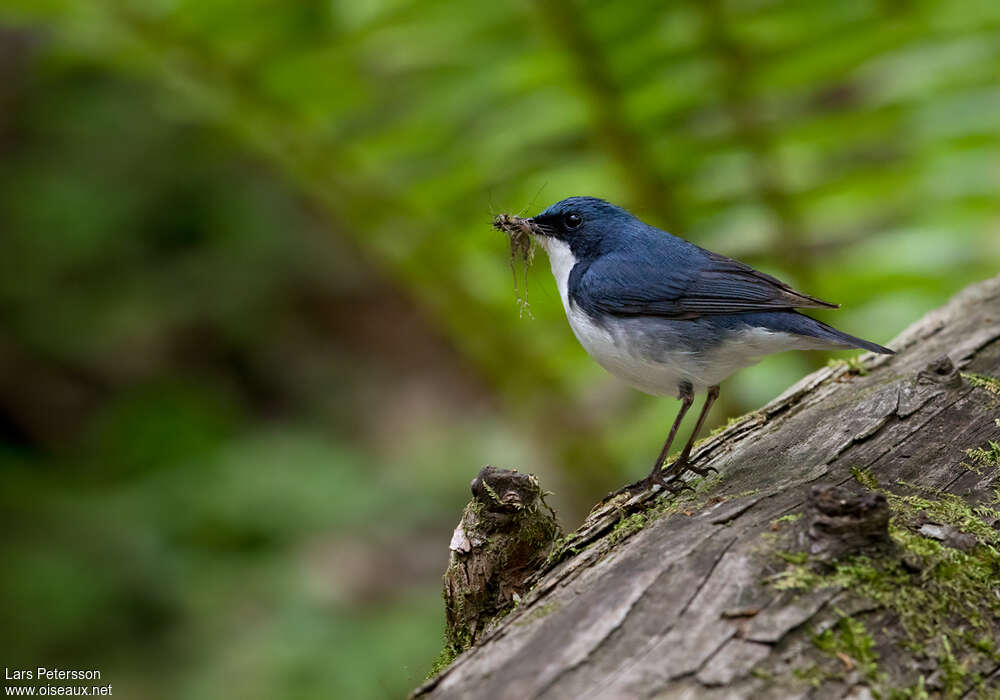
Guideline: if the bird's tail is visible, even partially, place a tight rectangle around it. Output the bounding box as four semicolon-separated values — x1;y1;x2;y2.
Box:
795;312;894;355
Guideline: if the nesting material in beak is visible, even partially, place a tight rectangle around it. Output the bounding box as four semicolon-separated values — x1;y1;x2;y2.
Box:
493;214;539;317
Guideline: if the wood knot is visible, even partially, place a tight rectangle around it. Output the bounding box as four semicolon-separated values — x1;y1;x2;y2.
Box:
917;355;961;388
805;485;892;563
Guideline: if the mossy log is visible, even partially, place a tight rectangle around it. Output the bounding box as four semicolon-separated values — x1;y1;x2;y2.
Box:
415;273;1000;700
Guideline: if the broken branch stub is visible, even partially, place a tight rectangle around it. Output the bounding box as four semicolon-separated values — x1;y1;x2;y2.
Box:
442;466;560;655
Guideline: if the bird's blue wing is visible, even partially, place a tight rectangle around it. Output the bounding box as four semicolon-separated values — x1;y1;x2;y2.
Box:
574;247;837;319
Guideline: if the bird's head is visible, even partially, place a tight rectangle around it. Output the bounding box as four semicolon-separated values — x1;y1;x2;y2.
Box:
494;196;636;260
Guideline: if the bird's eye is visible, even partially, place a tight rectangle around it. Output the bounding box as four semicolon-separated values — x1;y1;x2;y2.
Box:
563;212;583;230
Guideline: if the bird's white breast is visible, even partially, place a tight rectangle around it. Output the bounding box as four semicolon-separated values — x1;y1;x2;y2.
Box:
536;236;690;396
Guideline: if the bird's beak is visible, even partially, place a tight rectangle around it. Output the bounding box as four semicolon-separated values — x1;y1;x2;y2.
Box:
493;214;548;238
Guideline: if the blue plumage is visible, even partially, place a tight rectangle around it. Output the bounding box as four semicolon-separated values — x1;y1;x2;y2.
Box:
496;195;894;493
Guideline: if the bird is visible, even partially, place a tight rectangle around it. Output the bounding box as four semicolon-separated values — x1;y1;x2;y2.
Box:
494;196;894;494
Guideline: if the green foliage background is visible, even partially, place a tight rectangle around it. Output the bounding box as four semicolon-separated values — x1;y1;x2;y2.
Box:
0;0;998;697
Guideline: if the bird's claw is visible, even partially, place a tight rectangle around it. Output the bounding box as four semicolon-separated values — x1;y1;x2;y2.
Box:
649;466;696;495
654;459;716;494
683;464;718;477
661;476;695;494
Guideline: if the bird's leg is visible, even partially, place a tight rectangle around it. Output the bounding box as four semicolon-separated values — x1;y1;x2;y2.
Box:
604;386;694;498
645;387;694;488
662;384;720;482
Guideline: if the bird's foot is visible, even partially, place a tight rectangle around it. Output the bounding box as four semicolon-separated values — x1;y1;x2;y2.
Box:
656;458;716;491
646;466;695;495
603;460;712;503
659;473;695;495
663;455;718;479
680;463;718;478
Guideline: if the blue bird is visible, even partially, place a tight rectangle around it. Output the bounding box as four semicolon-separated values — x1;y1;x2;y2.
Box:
496;196;893;494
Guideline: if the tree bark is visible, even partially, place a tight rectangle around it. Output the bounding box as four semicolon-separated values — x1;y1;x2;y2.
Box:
415;273;1000;700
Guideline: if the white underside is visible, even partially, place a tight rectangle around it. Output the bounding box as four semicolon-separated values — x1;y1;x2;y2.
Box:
536;236;826;397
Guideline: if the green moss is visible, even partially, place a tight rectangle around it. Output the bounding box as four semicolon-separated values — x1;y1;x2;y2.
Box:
791;663;833;687
769;478;1000;696
891;482;1000;544
774;541;1000;694
608;511;648;545
889;676;931;699
851;466;880;491
939;635;986;698
828;357;870;376
777;550;809;565
544;534;580;567
966;441;1000;474
963;372;1000;395
771;513;803;526
813;614;880;681
516;507;561;550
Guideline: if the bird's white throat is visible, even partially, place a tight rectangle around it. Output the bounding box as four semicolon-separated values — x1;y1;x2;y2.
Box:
534;235;577;314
